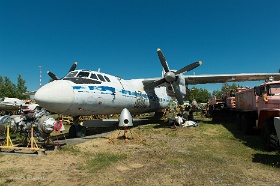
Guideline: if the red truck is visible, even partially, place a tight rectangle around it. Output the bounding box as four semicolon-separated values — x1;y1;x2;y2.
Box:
210;81;280;150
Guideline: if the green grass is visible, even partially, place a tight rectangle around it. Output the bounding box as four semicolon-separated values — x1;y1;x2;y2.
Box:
80;152;127;172
195;116;280;166
61;145;81;155
1;114;280;185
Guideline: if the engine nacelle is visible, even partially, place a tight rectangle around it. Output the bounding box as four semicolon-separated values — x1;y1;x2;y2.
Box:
165;74;186;98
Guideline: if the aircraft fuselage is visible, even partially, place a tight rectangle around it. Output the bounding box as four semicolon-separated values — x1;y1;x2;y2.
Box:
35;70;171;116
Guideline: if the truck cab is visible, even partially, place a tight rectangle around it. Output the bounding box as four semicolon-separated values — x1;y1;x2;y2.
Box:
254;81;280;150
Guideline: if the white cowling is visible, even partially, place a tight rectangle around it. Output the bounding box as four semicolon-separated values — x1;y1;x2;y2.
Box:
165;74;186;99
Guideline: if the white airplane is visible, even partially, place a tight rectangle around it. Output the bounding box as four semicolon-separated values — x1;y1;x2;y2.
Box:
34;48;280;136
0;97;27;112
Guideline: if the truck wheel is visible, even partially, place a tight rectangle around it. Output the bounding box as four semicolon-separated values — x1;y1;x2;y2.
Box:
262;119;279;151
241;115;253;135
235;114;241;131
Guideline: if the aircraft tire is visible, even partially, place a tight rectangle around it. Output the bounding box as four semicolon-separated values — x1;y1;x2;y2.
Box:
68;125;77;138
76;125;86;137
154;112;164;118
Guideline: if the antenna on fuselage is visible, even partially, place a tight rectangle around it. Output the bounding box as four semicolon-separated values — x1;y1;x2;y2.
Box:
98;68;100;72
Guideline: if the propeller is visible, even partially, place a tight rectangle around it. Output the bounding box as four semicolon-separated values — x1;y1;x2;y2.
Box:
47;62;78;81
69;62;78;72
152;48;202;107
47;71;59;81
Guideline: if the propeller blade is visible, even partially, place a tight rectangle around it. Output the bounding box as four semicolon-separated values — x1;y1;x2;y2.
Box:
175;61;202;75
69;62;78;72
148;78;166;88
171;81;184;105
157;48;170;72
47;71;59;81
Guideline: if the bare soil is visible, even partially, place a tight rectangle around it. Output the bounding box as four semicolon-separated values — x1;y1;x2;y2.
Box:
0;117;280;186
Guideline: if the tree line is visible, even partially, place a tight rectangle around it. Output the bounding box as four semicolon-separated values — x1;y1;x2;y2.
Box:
187;82;241;103
0;75;29;100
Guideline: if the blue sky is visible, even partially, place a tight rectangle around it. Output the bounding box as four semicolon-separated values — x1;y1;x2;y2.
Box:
0;0;280;93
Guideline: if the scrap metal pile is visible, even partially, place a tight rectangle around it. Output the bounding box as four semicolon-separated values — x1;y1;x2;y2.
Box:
0;107;56;141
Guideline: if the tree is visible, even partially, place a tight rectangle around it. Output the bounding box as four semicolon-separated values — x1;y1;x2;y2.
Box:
0;76;3;98
187;87;211;103
0;75;29;99
16;75;29;99
212;83;242;99
2;76;16;97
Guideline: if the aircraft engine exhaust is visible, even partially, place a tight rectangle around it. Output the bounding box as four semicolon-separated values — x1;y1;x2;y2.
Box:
118;108;133;127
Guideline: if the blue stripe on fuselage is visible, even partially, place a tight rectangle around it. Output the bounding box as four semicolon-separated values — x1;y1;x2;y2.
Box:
72;85;170;103
73;85;115;93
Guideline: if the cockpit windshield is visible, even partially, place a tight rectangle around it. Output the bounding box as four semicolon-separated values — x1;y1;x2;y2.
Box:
65;71;78;78
77;71;90;78
97;74;105;81
63;70;111;84
90;73;98;80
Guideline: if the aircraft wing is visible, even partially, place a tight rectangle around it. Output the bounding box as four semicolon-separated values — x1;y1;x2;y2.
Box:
142;73;280;86
184;73;280;85
23;90;36;96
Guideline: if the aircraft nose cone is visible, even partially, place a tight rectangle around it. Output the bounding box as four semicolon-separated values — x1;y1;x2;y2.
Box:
35;80;74;113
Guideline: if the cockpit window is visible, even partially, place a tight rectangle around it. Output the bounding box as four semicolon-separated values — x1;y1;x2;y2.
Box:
65;71;78;78
77;71;90;78
90;73;98;80
97;74;105;82
104;76;111;82
63;70;112;84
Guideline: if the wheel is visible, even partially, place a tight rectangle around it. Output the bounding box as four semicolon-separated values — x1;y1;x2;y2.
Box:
235;114;241;131
241;114;253;135
154;112;164;119
240;115;247;134
68;125;77;138
262;118;279;151
77;126;87;137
